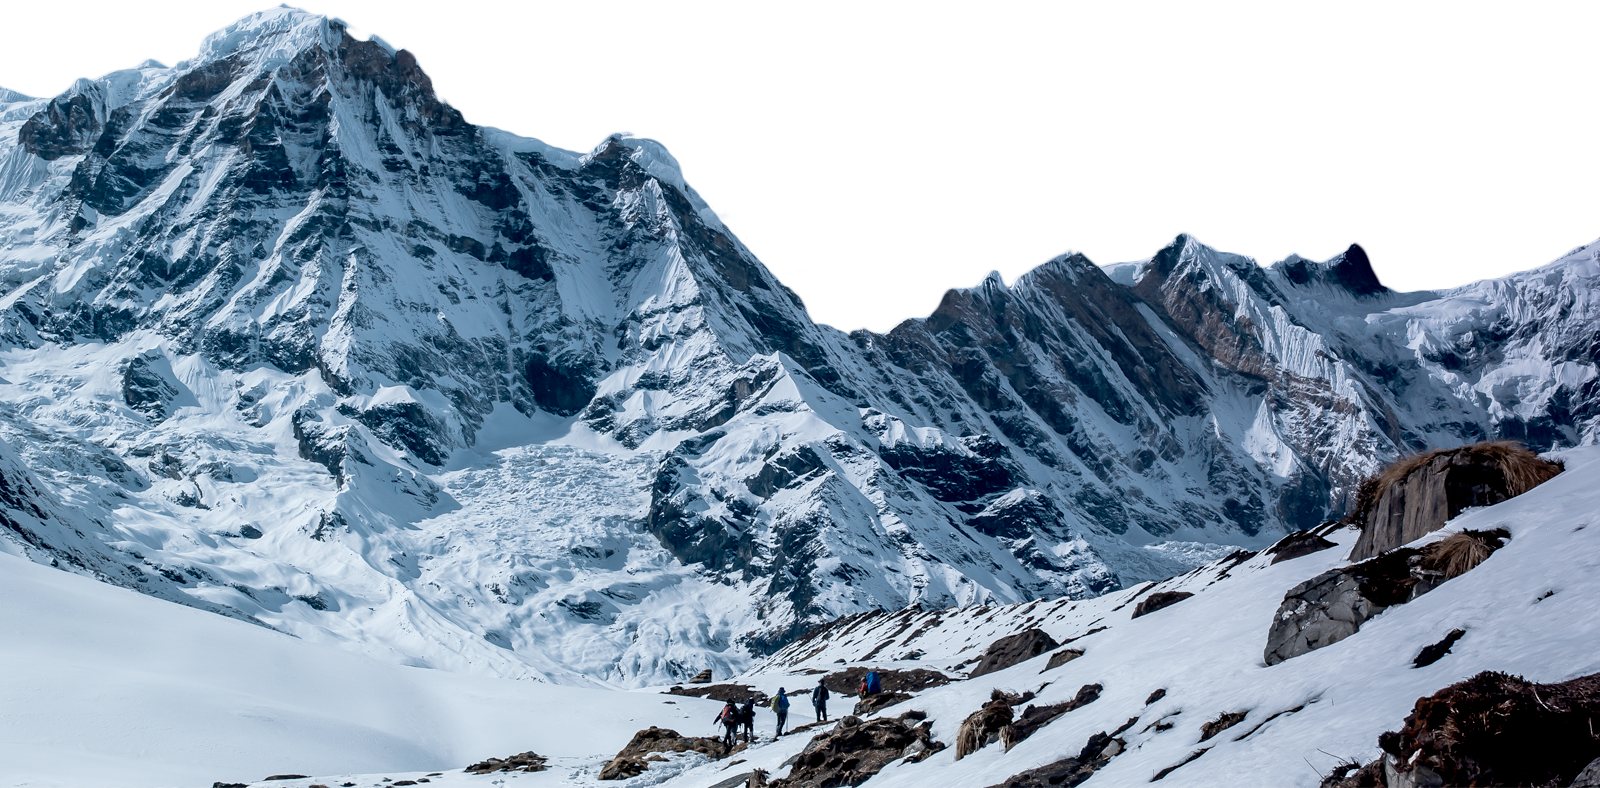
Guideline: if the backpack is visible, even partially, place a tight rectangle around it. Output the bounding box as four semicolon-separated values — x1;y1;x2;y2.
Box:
771;693;789;712
720;704;738;724
812;684;828;702
866;671;881;694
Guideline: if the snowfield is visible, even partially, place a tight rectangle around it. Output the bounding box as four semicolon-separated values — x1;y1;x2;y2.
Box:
4;447;1595;787
0;545;725;788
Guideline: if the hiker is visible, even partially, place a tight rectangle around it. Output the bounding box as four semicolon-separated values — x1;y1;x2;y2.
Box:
858;677;869;700
740;697;756;743
771;687;790;737
811;678;830;722
715;700;740;747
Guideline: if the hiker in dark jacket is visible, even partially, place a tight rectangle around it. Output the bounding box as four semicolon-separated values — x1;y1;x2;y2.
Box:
811;678;830;721
771;687;791;737
740;698;756;743
715;701;740;747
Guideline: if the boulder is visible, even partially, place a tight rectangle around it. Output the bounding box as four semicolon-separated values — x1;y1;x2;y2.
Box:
1131;591;1194;619
1265;530;1507;665
771;711;942;787
1347;441;1561;562
852;690;911;717
968;628;1059;678
598;726;732;780
689;668;715;684
1043;647;1084;671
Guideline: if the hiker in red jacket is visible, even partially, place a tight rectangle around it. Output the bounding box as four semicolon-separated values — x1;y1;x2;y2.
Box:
715;701;739;747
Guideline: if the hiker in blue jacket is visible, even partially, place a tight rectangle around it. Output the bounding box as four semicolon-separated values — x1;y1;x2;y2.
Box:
771;687;791;738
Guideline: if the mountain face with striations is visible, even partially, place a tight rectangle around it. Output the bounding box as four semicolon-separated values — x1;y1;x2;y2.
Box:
0;8;1595;686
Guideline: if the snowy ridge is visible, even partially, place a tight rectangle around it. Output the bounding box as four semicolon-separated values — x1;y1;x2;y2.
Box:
0;7;1597;689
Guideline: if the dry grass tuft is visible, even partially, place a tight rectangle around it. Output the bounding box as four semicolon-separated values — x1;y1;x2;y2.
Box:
1426;529;1508;579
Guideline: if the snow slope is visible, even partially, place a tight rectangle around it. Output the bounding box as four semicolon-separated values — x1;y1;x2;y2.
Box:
0;6;1596;689
5;448;1593;788
0;548;724;788
715;445;1600;787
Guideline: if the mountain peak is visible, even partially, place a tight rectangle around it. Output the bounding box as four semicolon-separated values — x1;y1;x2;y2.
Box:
1272;242;1387;296
192;6;333;67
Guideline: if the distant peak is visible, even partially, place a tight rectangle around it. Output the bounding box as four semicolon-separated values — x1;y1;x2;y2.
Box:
192;6;334;67
0;86;34;104
1271;243;1387;296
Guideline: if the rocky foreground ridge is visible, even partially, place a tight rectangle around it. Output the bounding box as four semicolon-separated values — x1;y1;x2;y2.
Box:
0;7;1597;684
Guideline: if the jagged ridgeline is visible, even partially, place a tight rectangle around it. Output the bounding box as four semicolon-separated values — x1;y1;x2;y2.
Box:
0;8;1596;685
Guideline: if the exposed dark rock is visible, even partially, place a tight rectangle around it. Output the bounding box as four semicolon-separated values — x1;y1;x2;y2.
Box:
1043;647;1084;671
969;628;1060;678
1348;441;1561;561
1199;710;1247;741
1145;688;1167;705
744;445;827;499
980;729;1125;788
344;400;450;466
464;750;548;774
770;712;942;787
852;690;912;717
666;682;767;705
879;437;1012;503
263;777;310;782
689;668;714;684
1360;670;1600;788
122;354;180;421
1265;529;1507;665
820;666;950;696
1413;629;1466;668
598;727;733;781
1273;244;1387;297
1131;591;1194;619
1266;528;1339;565
1151;748;1206;781
1001;683;1102;751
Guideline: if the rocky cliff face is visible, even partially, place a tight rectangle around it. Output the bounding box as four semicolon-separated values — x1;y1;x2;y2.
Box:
0;8;1595;685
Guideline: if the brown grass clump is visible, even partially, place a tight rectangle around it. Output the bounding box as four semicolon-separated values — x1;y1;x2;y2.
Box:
1425;531;1501;579
955;691;1015;760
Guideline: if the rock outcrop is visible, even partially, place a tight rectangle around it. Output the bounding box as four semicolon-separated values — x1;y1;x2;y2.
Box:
771;712;942;787
1347;442;1562;561
464;751;548;774
1265;529;1508;665
1131;591;1194;619
597;727;732;781
1001;683;1102;752
969;628;1059;678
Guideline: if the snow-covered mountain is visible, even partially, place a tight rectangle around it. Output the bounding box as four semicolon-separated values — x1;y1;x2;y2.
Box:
0;7;1596;686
